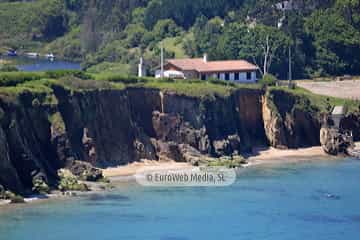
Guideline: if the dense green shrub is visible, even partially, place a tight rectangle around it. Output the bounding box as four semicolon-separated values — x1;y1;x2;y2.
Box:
259;74;278;87
58;76;122;91
9;194;25;204
32;177;50;194
0;72;45;87
208;78;236;87
97;74;150;84
44;70;92;80
0;64;19;72
57;169;89;192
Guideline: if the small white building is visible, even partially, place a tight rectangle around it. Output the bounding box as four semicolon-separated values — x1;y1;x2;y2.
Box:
332;106;345;129
155;54;258;83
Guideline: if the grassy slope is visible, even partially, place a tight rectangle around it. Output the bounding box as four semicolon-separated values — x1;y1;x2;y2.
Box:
87;63;132;76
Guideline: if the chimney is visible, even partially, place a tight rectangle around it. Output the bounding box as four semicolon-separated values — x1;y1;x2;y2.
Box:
203;53;208;63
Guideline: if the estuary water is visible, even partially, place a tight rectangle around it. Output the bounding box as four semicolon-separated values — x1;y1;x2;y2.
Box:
1;158;360;240
2;56;81;72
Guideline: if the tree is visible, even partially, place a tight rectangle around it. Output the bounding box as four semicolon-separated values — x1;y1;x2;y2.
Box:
153;19;182;41
81;7;101;53
125;24;147;48
240;25;290;76
192;16;224;59
305;9;360;76
143;0;244;30
215;23;248;60
335;0;360;28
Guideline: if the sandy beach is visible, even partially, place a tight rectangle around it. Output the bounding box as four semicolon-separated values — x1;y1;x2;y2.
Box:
103;160;194;179
102;146;340;179
245;146;338;166
0;59;11;65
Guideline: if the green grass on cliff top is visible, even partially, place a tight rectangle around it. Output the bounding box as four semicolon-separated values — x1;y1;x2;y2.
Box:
94;73;260;97
1;71;359;111
270;86;360;113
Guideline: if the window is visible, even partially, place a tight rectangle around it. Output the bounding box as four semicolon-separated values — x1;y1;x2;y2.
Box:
234;72;240;81
217;73;221;80
225;73;230;81
246;72;252;80
201;74;206;80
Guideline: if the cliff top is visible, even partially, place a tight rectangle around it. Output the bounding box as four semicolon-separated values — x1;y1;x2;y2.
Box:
0;71;259;101
0;71;359;113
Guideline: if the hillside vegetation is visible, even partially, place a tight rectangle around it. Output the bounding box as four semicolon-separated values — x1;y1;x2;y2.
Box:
0;0;359;79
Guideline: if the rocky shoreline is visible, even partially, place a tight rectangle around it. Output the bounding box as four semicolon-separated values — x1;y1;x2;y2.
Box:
1;144;350;208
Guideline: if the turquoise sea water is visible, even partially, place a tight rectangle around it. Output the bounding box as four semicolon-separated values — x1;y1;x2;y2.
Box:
1;158;360;240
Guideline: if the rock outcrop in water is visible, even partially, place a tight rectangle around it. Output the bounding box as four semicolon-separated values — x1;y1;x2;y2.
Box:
0;85;359;195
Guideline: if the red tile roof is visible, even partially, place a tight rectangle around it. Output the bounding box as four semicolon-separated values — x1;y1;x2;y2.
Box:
166;58;258;73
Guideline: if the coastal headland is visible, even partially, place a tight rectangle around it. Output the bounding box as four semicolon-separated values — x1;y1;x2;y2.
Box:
0;72;359;202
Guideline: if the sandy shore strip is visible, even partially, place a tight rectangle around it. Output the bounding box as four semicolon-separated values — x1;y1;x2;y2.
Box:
103;160;194;180
0;59;11;64
103;146;343;179
245;146;340;166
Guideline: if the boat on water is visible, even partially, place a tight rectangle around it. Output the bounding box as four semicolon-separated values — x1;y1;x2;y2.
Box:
45;53;55;60
26;52;40;58
7;49;17;57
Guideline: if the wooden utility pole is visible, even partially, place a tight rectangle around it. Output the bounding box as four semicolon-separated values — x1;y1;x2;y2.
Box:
288;45;292;88
160;41;164;78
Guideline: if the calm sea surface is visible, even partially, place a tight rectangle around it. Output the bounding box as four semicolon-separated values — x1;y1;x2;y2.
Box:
1;158;360;240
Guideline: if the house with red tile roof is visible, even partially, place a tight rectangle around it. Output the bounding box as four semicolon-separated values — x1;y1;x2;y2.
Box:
155;54;259;83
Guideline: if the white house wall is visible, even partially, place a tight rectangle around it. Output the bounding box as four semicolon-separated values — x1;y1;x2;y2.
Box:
156;69;257;83
208;71;257;83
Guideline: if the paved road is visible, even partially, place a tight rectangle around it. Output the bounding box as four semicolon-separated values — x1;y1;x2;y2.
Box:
297;80;360;100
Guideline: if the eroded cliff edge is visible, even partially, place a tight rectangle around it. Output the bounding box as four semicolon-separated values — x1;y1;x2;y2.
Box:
0;83;359;195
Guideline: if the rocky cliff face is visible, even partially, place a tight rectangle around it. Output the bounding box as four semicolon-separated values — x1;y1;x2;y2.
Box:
340;112;360;141
0;86;358;195
262;89;321;149
53;86;160;167
0;92;61;194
